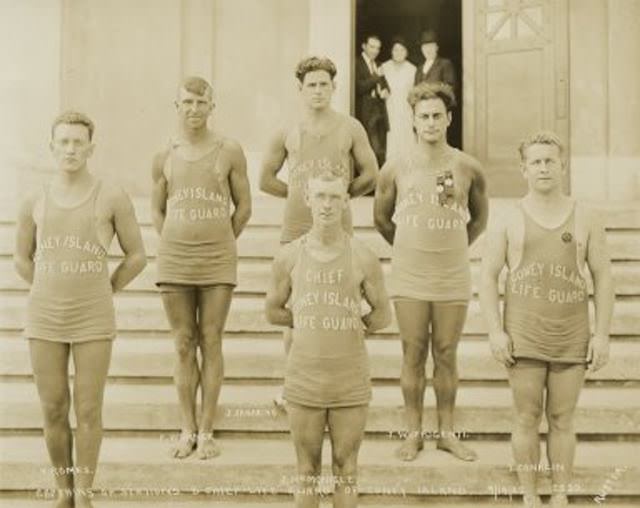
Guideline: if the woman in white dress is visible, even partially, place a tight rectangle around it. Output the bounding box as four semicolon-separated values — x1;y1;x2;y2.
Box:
381;37;417;160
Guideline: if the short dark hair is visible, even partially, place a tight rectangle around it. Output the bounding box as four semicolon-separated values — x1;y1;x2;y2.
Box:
363;34;381;45
518;131;564;160
295;56;337;83
390;36;408;51
179;76;213;98
407;82;457;112
51;111;95;141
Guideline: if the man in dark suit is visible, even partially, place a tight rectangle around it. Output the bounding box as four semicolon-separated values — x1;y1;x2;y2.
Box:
415;30;457;90
355;34;390;168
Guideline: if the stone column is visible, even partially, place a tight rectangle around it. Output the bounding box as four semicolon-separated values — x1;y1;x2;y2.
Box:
308;0;353;115
0;1;62;215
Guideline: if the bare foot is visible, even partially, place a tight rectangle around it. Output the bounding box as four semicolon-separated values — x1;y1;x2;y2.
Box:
394;434;424;461
273;394;288;414
196;432;221;459
436;435;477;461
74;488;95;508
169;431;198;459
522;494;543;507
52;489;73;508
549;493;569;507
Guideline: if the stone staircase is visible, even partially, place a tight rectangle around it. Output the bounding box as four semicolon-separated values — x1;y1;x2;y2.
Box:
0;196;638;507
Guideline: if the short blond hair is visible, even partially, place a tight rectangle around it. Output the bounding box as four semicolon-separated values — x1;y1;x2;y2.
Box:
518;131;564;160
51;111;94;141
307;168;348;192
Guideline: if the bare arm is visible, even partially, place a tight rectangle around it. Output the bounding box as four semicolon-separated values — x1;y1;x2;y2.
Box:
150;150;169;235
479;222;514;366
13;193;38;284
466;161;489;245
110;187;147;293
373;162;397;245
226;140;252;238
349;119;378;197
356;242;392;334
585;209;614;371
259;129;288;198
265;245;294;327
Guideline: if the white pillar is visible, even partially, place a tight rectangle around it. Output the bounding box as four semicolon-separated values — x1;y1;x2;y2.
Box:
308;0;353;114
180;0;215;81
0;1;62;215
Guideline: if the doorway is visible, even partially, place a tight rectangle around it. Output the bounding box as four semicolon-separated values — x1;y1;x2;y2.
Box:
354;0;463;149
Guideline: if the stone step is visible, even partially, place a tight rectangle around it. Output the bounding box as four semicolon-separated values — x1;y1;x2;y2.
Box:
3;501;639;508
2;258;639;297
2;337;639;383
1;224;639;262
0;436;638;496
1;294;638;336
1;382;638;435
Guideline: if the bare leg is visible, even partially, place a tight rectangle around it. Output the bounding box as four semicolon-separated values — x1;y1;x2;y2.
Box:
394;300;430;461
508;359;546;507
431;302;476;461
287;402;327;508
29;339;74;508
328;405;368;508
546;363;585;507
197;285;233;459
161;289;199;458
72;339;113;508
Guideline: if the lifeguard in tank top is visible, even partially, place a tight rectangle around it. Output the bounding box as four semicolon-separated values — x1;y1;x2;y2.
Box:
504;202;590;363
157;138;237;286
390;148;472;301
26;181;115;342
281;115;354;243
284;235;371;407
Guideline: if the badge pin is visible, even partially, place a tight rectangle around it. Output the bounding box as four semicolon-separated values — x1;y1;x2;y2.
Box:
561;232;573;243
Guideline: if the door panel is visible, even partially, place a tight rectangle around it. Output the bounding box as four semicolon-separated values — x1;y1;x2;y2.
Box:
468;0;569;197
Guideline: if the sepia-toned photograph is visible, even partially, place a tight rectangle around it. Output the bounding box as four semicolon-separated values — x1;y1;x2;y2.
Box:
0;0;638;507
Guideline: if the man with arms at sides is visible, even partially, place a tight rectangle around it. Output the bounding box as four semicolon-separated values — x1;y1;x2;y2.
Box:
151;76;252;459
480;131;614;508
260;56;378;409
14;111;147;508
265;171;391;508
355;35;390;168
374;82;489;462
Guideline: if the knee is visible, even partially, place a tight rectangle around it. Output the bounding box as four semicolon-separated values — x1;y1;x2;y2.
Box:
74;400;102;430
297;457;321;480
401;346;428;374
432;343;457;373
174;328;198;360
331;451;357;478
41;398;70;427
515;406;543;430
546;407;575;433
200;325;223;349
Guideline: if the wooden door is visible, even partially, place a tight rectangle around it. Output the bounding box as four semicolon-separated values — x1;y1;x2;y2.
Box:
464;0;569;197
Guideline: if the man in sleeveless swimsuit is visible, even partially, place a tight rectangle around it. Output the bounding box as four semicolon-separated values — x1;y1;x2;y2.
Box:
260;56;379;410
14;111;147;508
374;82;489;462
480;131;614;508
265;171;391;508
150;76;252;459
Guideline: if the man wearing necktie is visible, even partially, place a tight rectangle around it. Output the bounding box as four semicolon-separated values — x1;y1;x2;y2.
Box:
355;34;390;169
